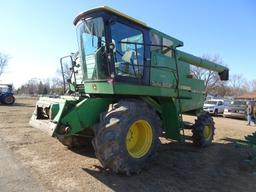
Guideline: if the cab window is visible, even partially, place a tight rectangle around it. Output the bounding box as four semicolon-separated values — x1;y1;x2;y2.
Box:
111;22;144;78
151;33;161;52
162;37;173;57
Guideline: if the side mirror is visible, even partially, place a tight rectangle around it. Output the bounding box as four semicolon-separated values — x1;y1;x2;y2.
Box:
60;56;74;70
60;55;74;93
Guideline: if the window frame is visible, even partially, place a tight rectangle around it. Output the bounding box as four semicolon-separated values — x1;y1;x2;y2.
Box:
76;12;112;82
109;16;150;85
110;21;144;79
150;32;173;58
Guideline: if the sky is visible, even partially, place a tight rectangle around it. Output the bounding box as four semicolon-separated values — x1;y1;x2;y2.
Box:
0;0;255;88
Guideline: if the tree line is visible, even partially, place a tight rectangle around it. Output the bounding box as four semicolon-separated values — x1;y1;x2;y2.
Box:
191;55;256;97
16;78;64;96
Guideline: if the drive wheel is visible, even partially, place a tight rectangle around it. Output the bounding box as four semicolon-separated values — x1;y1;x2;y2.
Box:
92;100;161;175
214;109;218;116
3;95;15;105
192;113;215;147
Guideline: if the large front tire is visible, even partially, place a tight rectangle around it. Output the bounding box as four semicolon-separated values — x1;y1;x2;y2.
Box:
92;100;161;175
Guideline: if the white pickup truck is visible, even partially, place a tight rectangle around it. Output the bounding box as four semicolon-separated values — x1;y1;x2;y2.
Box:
203;99;226;115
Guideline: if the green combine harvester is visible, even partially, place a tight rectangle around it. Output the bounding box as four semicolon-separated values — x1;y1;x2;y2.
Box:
30;6;229;174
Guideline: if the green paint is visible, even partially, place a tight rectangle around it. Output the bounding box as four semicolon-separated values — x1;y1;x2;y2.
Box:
59;97;113;136
150;52;177;88
177;50;227;73
50;103;60;120
84;82;192;100
160;99;181;141
84;82;114;94
141;96;162;114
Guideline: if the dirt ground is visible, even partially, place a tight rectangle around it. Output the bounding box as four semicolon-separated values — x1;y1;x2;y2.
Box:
0;96;256;192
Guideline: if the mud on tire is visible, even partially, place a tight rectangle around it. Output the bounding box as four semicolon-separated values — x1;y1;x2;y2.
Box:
192;113;215;147
92;100;162;175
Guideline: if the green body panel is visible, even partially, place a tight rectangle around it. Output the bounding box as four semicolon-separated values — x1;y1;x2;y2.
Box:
84;82;114;94
141;97;181;141
150;52;177;88
51;103;60;120
180;80;205;112
60;97;113;136
85;82;192;100
160;99;181;141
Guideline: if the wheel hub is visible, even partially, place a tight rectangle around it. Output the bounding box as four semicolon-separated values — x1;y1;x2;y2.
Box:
203;125;212;140
126;120;153;158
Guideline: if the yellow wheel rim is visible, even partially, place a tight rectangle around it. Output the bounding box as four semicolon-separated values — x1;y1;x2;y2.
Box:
203;125;212;140
126;120;153;158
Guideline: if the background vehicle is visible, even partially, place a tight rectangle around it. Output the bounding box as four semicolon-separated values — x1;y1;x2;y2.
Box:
0;84;15;105
223;100;247;119
29;6;229;174
203;99;225;115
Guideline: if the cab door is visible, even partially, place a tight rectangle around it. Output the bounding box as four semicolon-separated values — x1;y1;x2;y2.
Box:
110;19;150;85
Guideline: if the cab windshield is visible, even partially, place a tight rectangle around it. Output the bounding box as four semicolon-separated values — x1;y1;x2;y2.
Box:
77;17;108;81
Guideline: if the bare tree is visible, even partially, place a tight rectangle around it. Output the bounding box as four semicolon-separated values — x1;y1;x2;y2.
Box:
227;74;247;96
0;53;8;77
17;78;52;95
229;74;244;89
190;54;227;96
50;77;64;95
250;79;256;92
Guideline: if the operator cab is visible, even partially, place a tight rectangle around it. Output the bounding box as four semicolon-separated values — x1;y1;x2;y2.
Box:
74;6;154;85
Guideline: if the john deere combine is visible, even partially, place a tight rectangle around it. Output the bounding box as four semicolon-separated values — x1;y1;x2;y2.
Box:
30;6;229;174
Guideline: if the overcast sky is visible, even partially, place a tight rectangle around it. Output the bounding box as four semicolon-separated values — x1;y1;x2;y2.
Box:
0;0;255;88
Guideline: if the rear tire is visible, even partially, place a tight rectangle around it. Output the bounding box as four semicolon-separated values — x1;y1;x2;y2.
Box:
192;113;215;147
92;100;162;175
3;95;15;105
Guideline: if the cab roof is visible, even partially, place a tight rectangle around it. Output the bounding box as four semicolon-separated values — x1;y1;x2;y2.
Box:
74;6;183;47
74;6;148;27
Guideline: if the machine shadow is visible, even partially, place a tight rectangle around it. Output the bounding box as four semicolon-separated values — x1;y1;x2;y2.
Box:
0;101;36;108
80;141;254;192
13;102;36;108
68;140;95;158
